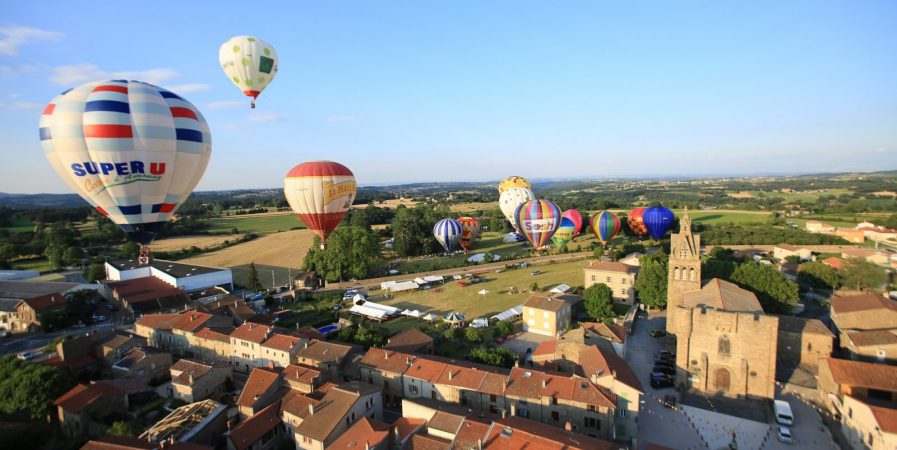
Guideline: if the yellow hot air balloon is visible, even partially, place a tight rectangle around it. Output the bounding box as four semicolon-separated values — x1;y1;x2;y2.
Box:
219;36;279;108
498;176;532;194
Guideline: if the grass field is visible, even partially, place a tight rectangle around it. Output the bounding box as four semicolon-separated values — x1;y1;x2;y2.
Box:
0;217;36;234
376;259;588;322
150;234;242;252
739;188;853;201
450;202;496;213
790;212;892;229
204;213;304;234
182;229;315;288
355;198;419;209
11;257;53;272
673;210;772;225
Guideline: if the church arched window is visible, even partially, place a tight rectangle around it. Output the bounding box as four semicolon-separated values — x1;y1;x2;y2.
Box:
718;335;731;356
674;267;680;280
689;268;695;281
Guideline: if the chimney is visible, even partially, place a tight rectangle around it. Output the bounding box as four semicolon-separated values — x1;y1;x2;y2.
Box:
564;420;572;432
514;359;519;368
188;372;193;384
308;403;315;415
501;409;507;419
541;379;547;389
268;361;275;369
448;370;454;381
365;443;370;450
385;350;390;360
510;403;516;416
477;438;482;450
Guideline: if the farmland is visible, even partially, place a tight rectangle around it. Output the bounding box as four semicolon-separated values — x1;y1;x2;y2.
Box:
204;212;304;234
149;234;242;253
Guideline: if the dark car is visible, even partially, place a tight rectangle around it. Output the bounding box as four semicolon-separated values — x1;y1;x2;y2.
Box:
649;329;666;337
650;377;674;389
652;365;676;376
655;350;673;359
655;354;675;363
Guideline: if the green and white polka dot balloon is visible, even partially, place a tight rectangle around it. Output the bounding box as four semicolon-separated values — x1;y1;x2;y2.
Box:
218;35;279;108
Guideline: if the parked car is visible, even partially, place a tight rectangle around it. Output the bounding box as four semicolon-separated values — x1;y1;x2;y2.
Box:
0;329;8;338
530;270;542;276
16;352;34;360
92;314;107;321
72;321;86;328
650;377;674;389
655;350;673;359
776;426;793;444
655;354;675;363
662;395;677;409
649;329;666;337
652;366;676;376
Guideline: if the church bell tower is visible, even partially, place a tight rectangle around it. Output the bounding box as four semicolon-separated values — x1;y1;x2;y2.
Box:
667;207;701;309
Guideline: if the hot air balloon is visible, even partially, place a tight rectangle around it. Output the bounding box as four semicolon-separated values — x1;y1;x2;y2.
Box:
590;210;621;245
513;199;561;250
643;206;675;239
551;217;576;249
457;216;480;253
561;209;584;238
627;208;648;237
39;80;212;263
219;36;279;108
499;187;535;231
498;176;532;194
284;161;357;248
433;218;463;253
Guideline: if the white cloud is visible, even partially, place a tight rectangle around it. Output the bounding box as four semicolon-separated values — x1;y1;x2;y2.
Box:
249;113;287;123
0;25;61;56
167;83;213;94
207;100;247;110
50;63;180;86
326;114;364;123
0;101;41;110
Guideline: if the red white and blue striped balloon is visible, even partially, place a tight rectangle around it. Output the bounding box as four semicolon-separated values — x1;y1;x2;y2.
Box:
590;210;621;245
513;199;561;249
433;218;463;253
39;80;211;244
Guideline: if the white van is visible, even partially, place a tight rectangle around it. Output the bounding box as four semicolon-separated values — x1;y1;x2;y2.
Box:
774;399;794;426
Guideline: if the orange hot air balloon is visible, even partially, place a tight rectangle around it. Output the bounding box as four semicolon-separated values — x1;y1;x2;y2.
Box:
457;216;480;253
284;161;357;247
628;208;648;237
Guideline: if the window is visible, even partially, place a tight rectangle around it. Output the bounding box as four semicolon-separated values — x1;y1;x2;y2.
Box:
543;311;548;318
490;394;497;402
621;278;627;284
409;385;419;395
689;268;695;281
587;405;596;412
528;319;535;326
718;335;731;356
591;275;596;282
543;322;549;329
808;343;813;352
552;396;558;405
877;349;887;361
551;410;560;421
606;277;611;283
585;417;599;429
674;268;680;280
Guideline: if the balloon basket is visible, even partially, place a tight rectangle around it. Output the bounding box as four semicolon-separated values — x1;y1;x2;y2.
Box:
250;101;256;109
138;245;152;265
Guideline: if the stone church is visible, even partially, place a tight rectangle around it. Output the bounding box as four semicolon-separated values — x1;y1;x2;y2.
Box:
665;208;779;400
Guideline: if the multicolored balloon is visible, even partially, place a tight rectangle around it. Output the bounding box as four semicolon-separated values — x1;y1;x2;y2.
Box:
433;218;463;253
39;80;212;247
551;217;576;249
627;208;648;237
513;199;561;249
561;209;584;238
457;216;481;253
644;206;675;239
590;210;621;245
219;36;279;108
499;187;535;231
498;176;532;194
284;161;357;247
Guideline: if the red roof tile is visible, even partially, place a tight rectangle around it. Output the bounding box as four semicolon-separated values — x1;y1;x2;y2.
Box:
326;417;390;450
586;261;638;274
229;401;282;450
170;311;213;333
261;333;302;352
55;383;125;413
236;367;282;408
22;292;66;310
230;322;272;344
484;416;615;450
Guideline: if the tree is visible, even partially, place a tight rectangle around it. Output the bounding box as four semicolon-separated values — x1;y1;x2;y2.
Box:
797;261;838;289
84;263;106;282
583;283;614;322
884;213;897;230
302;226;382;282
62;246;81;266
495;320;514;338
529;282;540;293
247;262;262;292
840;258;888;292
470;346;517;368
44;244;64;270
465;327;482;343
391;204;450;257
730;263;799;314
0;356;75;419
107;421;139;437
702;258;736;281
634;256;668;309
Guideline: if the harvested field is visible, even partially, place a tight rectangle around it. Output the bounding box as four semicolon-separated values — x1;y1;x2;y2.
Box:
354;198;419;209
150;234;241;253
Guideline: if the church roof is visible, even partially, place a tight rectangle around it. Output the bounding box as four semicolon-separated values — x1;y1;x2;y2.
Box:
682;279;763;313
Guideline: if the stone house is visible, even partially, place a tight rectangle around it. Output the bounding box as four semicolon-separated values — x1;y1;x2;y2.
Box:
170;358;233;403
291;382;383;450
282;364;323;394
16;292;67;331
227;400;287;450
189;326;234;362
111;346;173;383
384;327;434;354
237;367;283;419
134;313;180;349
230;322;273;372
775;315;834;372
295;340;355;381
94;330;147;365
831;294;897;364
773;244;814;262
360;348;416;407
522;294;573;337
55;382;128;438
583;261;638;304
259;333;305;368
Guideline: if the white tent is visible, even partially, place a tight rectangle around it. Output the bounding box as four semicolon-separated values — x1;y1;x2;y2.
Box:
478;289;489;296
549;284;570;294
401;309;422;318
349;303;389;320
503;232;522;243
467;253;501;263
423;313;437;322
469;318;489;328
385;280;419;293
491;305;524;322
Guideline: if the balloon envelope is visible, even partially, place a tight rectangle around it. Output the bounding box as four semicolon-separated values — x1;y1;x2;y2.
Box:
590;210;621;244
514;199;561;249
627;208;648;237
644;206;675;239
498;176;532;194
561;209;584;237
457;216;480;252
499;187;535;231
219;36;279;106
39;80;212;245
433;218;463;252
284;161;357;242
551;217;576;248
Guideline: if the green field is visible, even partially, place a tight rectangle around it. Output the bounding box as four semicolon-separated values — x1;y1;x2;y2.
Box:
11;257;53;272
204;214;305;234
0;217;36;234
376;259;588;327
740;188;853;201
673;210;772;225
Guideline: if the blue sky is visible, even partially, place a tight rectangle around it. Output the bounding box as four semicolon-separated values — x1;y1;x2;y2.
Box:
2;1;896;193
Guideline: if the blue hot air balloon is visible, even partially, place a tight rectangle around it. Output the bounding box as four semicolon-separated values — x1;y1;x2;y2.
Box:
643;206;675;239
433;218;463;253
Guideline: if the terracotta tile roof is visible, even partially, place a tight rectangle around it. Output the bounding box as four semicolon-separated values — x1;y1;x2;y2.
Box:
533;340;557;357
854;397;897;434
22;292;66;310
582;322;626;344
135;313;180;331
384;327;434;353
393;417;427;442
296;340;354;364
831;293;897;315
480;372;510;396
523;294;570;312
483;416;615;450
325;417;390;450
454;419;491;450
236;367;282;408
823;357;897;392
682;279;763;312
170;359;228;386
591;345;643;393
505;367;614;408
230;322;272;344
100;332;144;350
193;326;232;343
427;411;465;434
776;243;802;251
775;316;834;337
846;330;897;347
55;382;125;413
586;261;638;274
228;401;282;450
406;433;452;450
404;357;448;382
80;435;156;450
360;347;416;374
113;346;168;370
171;311;213;333
280;389;319;418
261;333;303;352
283;363;323;385
294;387;361;442
823;257;845;270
